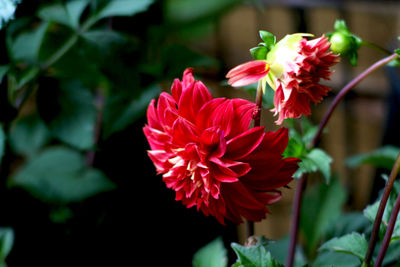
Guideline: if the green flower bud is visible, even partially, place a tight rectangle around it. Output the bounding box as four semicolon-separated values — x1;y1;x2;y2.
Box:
330;32;353;54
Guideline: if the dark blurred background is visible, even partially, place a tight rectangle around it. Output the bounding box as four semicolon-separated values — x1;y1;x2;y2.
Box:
0;0;399;266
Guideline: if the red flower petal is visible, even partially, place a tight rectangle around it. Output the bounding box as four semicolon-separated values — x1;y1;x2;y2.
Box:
225;127;265;160
226;60;270;87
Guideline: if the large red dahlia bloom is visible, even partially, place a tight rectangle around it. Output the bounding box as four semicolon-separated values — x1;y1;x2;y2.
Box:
143;68;299;224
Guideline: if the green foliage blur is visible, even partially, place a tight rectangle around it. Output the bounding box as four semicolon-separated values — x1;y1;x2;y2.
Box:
0;0;242;265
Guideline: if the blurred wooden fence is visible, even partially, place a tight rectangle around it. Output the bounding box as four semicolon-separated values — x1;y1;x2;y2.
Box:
186;1;400;242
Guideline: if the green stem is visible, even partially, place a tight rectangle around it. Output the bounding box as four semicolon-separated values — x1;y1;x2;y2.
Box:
42;35;79;69
361;40;392;56
42;14;99;69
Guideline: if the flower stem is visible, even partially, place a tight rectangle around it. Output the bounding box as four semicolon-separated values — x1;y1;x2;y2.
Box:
361;41;392;56
245;81;264;240
253;81;263;127
285;174;307;267
286;53;398;267
374;183;400;267
310;53;398;148
364;152;400;266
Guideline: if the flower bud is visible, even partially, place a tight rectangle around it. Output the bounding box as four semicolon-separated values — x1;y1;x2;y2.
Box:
330;32;353;54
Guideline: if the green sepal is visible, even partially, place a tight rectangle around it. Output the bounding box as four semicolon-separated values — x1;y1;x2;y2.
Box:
250;46;268;60
334;19;351;34
348;51;358;66
259;30;276;49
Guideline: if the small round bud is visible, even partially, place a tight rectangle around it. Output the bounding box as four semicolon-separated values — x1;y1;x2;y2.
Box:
330;32;352;54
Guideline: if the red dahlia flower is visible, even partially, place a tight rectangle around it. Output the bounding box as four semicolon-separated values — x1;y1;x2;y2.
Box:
143;68;299;224
227;34;339;125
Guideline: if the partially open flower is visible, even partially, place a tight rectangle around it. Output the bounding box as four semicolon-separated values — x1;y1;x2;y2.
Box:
227;34;339;125
269;34;340;124
144;68;299;224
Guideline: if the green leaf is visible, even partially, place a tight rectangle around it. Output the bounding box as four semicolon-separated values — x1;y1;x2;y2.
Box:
38;0;89;30
313;251;360;267
300;178;347;255
259;30;276;49
0;0;21;29
250;46;268;60
103;84;160;137
96;0;154;21
49;206;73;224
294;148;332;183
231;242;283;267
9;113;51;156
9;21;49;62
81;29;127;52
265;237;307;267
0;65;9;83
325;212;371;240
0;125;5;167
0;227;14;261
192;237;227;267
165;0;238;23
11;146;116;203
41;80;96;150
347;145;400;170
319;232;368;262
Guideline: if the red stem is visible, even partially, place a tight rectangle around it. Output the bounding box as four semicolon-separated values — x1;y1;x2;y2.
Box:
365;152;400;266
374;187;400;267
311;53;398;148
285;174;307;267
245;81;264;240
286;53;398;267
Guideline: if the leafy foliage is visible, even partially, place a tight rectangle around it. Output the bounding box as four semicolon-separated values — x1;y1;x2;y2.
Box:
250;30;276;60
0;0;243;264
284;118;332;183
192;237;227;267
318;232;368;262
300;178;347;255
347;145;400;170
11;146;116;203
231;240;283;267
0;228;14;264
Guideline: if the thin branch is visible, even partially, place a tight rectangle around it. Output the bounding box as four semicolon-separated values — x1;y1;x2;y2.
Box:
285;174;307;267
310;53;398;148
374;188;400;267
245;81;264;240
364;152;400;265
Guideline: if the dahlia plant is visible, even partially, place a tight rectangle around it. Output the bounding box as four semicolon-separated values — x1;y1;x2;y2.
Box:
144;19;400;267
